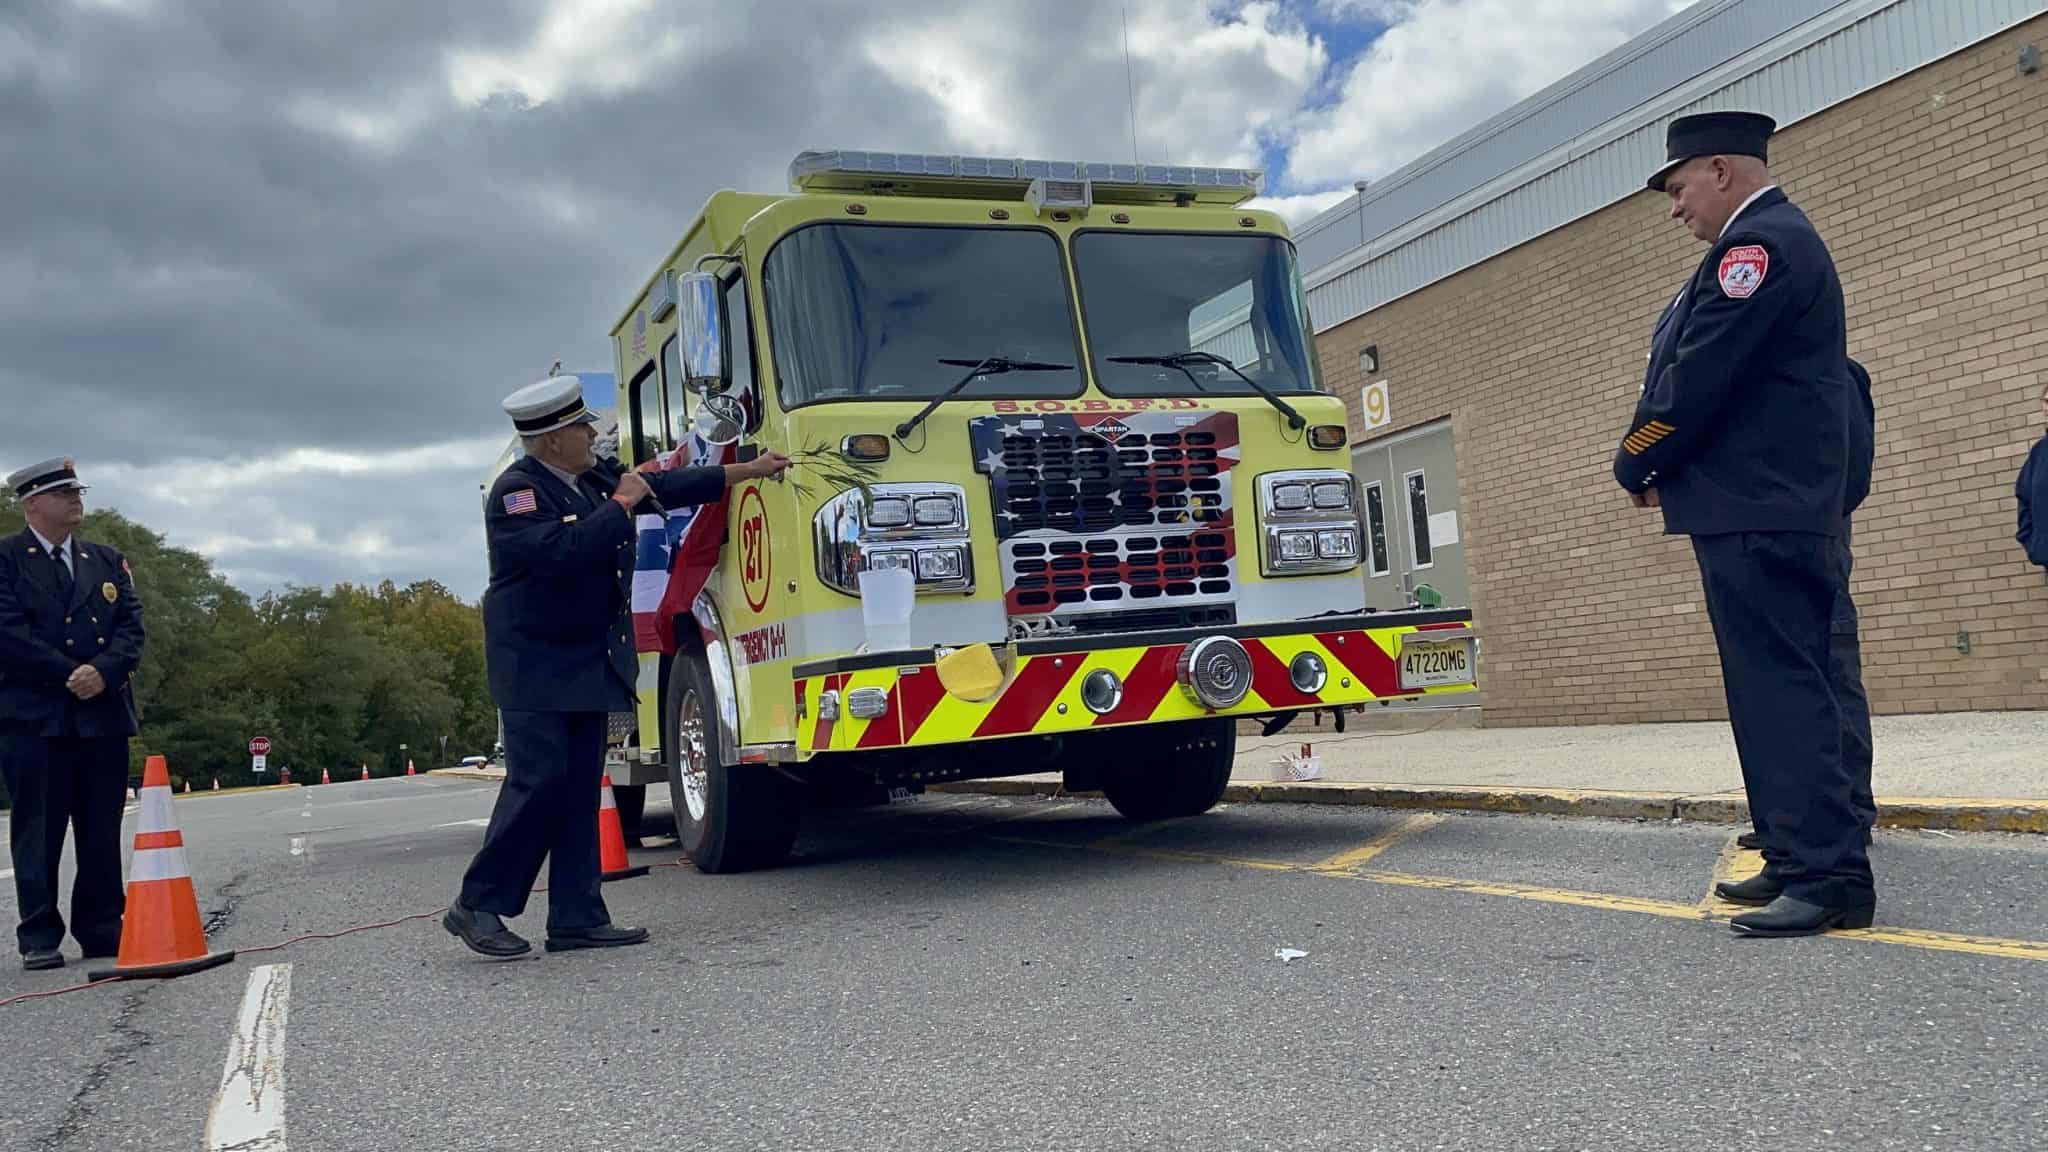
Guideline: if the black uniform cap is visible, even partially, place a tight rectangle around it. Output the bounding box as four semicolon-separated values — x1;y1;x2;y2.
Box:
1647;111;1776;192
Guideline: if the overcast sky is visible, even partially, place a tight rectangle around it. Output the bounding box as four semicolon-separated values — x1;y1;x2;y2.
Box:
2;0;1692;599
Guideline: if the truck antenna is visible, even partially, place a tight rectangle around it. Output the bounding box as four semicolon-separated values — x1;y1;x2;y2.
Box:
1122;4;1140;168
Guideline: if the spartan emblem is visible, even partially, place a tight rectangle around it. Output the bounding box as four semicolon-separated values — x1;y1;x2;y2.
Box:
1090;416;1133;445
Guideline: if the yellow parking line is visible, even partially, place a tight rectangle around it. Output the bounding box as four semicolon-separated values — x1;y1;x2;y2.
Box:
1313;813;1444;872
1698;833;1768;911
977;800;1088;831
1352;868;1711;922
987;827;2048;963
1837;927;2048;962
990;835;1301;873
1087;821;1186;852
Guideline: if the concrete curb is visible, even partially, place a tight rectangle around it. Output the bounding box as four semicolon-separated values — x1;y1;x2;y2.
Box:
428;767;505;781
929;778;2048;835
167;783;302;800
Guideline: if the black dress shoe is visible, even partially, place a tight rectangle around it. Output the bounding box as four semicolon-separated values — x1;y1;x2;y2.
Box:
1714;870;1784;905
22;948;64;971
545;924;650;952
443;902;531;958
1730;895;1875;937
1736;828;1872;850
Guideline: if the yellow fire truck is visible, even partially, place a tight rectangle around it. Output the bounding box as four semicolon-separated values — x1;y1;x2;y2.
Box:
606;150;1478;872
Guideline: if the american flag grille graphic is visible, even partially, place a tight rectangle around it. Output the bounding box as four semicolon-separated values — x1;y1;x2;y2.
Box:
970;411;1240;617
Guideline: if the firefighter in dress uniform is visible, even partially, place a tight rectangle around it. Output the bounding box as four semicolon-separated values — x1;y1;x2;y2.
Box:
445;376;787;958
1614;111;1876;936
0;458;145;971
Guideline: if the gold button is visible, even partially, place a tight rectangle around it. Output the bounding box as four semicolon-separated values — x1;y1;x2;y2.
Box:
98;638;106;645
65;616;72;624
65;639;73;647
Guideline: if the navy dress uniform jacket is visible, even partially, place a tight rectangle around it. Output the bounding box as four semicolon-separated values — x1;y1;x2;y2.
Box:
1615;188;1857;537
2018;435;2048;567
480;454;724;714
0;531;144;737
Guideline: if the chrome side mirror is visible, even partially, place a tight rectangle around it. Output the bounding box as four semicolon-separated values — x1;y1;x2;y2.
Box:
676;270;725;395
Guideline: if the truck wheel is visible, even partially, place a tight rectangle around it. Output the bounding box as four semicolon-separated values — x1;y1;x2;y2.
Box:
1100;718;1236;820
666;650;798;873
611;784;646;845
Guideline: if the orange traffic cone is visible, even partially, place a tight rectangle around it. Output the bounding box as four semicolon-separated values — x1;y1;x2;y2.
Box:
406;758;416;777
89;756;235;982
212;777;219;791
360;764;369;782
182;780;191;793
321;766;331;785
598;774;648;882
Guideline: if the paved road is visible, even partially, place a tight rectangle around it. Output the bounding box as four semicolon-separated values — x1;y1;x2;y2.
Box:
4;777;2046;1151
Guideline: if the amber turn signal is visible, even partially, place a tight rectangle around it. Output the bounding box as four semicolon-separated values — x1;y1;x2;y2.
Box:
1308;424;1347;450
841;434;891;462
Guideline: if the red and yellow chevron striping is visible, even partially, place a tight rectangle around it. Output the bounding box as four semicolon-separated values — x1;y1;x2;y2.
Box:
794;619;1475;753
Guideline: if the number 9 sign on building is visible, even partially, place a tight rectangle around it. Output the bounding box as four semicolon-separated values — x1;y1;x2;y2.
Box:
1360;379;1392;433
738;485;771;612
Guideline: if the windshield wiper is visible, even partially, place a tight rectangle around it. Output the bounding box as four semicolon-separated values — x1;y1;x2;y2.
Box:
894;356;1074;441
1107;351;1306;430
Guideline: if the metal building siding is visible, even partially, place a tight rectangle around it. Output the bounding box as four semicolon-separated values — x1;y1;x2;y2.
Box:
1291;0;1841;272
1303;0;2048;333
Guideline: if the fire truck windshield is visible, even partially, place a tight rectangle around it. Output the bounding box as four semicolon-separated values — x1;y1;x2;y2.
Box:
762;223;1085;406
1073;231;1321;398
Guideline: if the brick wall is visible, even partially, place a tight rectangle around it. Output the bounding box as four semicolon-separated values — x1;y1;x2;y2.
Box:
1316;15;2048;726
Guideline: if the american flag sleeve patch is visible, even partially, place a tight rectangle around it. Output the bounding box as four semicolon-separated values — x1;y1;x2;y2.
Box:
503;489;538;515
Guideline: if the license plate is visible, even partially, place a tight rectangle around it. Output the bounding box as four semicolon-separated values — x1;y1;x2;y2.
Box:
1399;637;1474;689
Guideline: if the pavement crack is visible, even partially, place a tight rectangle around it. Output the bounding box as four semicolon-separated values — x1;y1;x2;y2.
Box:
28;871;248;1152
30;988;155;1152
202;870;250;937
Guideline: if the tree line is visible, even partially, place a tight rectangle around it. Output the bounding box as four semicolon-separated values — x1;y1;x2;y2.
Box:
1;494;498;805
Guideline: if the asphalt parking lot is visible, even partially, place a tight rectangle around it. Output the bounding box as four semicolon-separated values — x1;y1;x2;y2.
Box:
4;777;2046;1151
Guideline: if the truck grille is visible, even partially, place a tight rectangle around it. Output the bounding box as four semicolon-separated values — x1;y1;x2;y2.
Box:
970;411;1241;616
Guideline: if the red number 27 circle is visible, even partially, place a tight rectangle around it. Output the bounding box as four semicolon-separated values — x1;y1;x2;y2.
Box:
738;486;771;612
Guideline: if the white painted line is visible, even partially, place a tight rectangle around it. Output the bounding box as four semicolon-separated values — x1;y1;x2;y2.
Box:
435;818;491;829
206;962;291;1151
0;869;12;881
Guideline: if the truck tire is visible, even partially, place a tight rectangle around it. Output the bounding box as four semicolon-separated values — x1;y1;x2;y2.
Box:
665;650;798;873
611;784;646;845
1100;717;1235;820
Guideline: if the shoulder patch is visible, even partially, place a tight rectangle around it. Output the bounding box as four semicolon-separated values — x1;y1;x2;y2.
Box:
1719;245;1768;299
503;489;539;515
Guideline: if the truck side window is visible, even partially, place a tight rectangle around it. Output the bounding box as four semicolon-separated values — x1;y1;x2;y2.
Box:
628;363;664;466
1405;470;1433;568
1363;481;1390;577
722;274;760;430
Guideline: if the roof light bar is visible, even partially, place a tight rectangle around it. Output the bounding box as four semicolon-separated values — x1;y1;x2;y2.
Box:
787;150;1265;206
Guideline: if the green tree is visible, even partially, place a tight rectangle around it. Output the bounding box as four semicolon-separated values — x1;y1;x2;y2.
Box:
0;492;493;805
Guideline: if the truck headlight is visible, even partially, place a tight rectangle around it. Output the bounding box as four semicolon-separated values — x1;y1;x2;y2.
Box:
1257;469;1363;577
914;547;965;582
1317;529;1357;559
814;483;974;596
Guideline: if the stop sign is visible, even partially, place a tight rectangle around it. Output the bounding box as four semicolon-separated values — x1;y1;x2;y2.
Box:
249;737;271;756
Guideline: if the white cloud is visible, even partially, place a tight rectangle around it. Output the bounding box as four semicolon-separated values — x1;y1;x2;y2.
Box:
11;0;1717;597
90;438;510;595
860;0;1324;167
1250;187;1356;228
283;87;445;153
1286;0;1690;188
444;0;730;108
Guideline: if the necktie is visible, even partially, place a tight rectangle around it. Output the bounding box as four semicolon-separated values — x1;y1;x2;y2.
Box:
54;546;73;594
